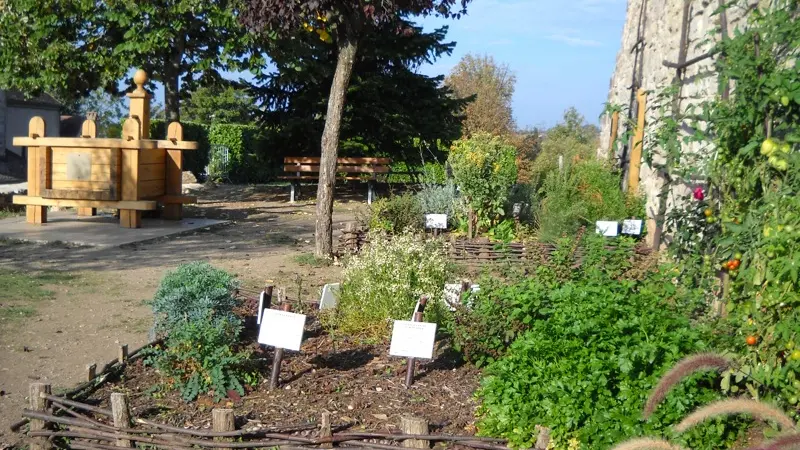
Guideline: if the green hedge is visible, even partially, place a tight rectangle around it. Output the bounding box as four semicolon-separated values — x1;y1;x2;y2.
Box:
149;121;274;182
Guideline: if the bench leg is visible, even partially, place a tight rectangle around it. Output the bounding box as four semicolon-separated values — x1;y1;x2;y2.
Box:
367;180;375;205
119;210;142;228
26;205;47;224
290;182;296;203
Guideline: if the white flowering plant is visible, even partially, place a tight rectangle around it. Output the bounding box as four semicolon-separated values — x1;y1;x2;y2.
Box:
323;230;451;341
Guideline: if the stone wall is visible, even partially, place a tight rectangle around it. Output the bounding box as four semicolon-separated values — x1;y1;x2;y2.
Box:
598;0;760;246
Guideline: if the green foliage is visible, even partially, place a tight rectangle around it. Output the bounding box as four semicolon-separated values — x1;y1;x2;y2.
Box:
149;262;239;337
293;253;332;268
145;316;249;402
368;193;423;233
537;160;644;242
529;135;595;187
183;86;259;125
322;231;450;341
73;89;127;138
449;133;518;227
416;181;460;221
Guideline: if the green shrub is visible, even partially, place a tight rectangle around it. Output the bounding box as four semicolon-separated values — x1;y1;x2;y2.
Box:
416;180;462;227
150;262;239;336
145;315;249;402
322;231;450;340
449;133;518;228
528;134;595;186
369;193;423;233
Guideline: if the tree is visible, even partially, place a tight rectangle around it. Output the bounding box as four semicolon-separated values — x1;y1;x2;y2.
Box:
546;107;599;145
183;86;259;124
242;0;472;258
251;21;465;164
445;54;516;137
0;0;258;120
72;89;127;138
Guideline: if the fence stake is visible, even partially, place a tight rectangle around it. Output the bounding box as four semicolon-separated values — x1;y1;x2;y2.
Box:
29;383;52;450
320;410;333;449
110;393;132;447
405;297;427;388
269;303;292;390
608;110;620;158
400;416;429;449
627;88;647;193
212;408;235;450
118;344;129;364
86;363;97;381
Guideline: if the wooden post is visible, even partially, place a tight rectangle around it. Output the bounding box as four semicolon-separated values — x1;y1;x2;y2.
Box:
269;303;292;390
405;297;427;388
110;393;133;447
87;363;97;381
119;70;150;229
212;408;235;450
608;110;620;158
163;122;184;220
118;344;129;364
320;410;333;449
29;383;52;450
627;88;647;194
400;416;429;449
78;120;98;217
26;117;47;225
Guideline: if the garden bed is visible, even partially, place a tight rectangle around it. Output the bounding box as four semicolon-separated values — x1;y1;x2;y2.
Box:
87;316;481;436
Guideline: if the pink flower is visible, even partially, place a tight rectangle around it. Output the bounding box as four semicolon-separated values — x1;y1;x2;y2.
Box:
693;187;705;201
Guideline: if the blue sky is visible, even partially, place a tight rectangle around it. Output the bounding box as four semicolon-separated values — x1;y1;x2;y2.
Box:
414;0;629;128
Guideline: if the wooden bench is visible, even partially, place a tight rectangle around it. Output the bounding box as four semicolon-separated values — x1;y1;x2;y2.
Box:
280;157;391;204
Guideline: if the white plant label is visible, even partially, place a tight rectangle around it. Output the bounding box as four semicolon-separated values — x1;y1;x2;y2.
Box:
258;309;306;351
595;221;619;237
622;219;643;236
443;283;480;310
389;320;437;359
425;214;448;230
319;283;340;310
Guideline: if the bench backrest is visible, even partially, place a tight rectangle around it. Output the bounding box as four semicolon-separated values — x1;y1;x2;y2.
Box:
283;157;392;175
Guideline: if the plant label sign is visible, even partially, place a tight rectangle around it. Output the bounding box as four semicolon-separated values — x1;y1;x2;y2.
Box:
258;309;306;351
389;320;437;359
622;219;643;235
425;214;448;230
595;221;619;237
318;283;340;310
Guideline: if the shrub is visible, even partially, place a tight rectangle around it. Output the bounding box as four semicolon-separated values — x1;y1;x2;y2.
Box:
369;193;423;233
449;133;518;228
416;181;460;227
150;262;239;337
322;231;450;340
145;315;249;402
528;134;595;186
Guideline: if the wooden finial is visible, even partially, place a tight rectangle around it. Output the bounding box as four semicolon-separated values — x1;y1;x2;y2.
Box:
133;69;148;93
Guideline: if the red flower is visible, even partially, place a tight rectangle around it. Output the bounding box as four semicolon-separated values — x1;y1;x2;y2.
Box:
693;187;705;201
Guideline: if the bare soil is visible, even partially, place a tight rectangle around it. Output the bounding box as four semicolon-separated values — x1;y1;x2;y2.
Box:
0;184;376;445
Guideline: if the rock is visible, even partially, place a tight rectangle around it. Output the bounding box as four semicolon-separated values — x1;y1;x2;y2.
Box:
182;171;198;184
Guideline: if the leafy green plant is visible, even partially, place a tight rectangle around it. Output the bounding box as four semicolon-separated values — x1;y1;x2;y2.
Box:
368;193;423;233
149;262;239;337
449;133;518;229
321;231;450;340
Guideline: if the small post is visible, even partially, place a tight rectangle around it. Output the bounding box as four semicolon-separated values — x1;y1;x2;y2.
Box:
367;180;375;205
405;297;427;388
87;363;97;381
29;383;52;450
212;408;235;450
534;426;551;450
608;110;620;158
400;416;429;449
290;182;297;203
118;344;129;364
628;88;647;194
320;410;333;449
558;154;564;173
110;393;132;447
269;303;292;390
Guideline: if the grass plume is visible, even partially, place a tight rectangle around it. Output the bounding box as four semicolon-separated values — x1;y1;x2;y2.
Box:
643;353;730;419
675;399;796;433
744;433;800;450
611;437;689;450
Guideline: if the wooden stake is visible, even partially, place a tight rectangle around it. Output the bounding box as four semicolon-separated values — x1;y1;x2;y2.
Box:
118;344;128;364
163;122;184;220
269;303;292;390
405;297;427;388
212;408;235;450
110;393;132;447
400;416;429;449
87;363;97;381
29;383;52;450
608;110;620;158
320;410;333;449
627;88;647;194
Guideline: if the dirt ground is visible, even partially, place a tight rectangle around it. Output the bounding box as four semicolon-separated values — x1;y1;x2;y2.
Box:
0;184;368;445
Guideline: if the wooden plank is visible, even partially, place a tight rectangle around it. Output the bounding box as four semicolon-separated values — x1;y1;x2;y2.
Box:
139;163;165;181
41;189;116;201
12;137;176;150
163;122;184;220
121;149;139;200
52;148;112;164
139;179;165;198
155;140;197;150
140;148;166;165
283;164;390;174
51;165;113;182
278;175;367;181
119;210;142;228
51;180;114;190
158;195;196;204
284;156;392;164
13;195;157;210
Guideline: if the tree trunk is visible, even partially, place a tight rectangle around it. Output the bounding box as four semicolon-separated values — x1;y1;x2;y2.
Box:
315;38;358;258
164;52;181;121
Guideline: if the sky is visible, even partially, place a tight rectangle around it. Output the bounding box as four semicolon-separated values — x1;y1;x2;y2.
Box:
414;0;629;129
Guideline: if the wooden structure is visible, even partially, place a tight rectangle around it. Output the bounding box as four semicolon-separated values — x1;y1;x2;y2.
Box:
12;70;198;228
279;156;391;204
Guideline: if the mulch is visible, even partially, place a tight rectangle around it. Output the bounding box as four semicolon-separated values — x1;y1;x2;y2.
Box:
88;317;482;437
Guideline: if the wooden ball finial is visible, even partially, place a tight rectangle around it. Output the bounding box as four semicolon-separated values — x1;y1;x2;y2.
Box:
133;69;147;89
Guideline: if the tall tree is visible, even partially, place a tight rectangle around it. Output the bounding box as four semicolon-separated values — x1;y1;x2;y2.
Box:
0;0;259;120
242;0;471;258
252;21;465;164
183;86;259;124
445;53;516;137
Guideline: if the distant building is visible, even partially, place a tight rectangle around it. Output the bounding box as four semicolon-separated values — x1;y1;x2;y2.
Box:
0;90;61;177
